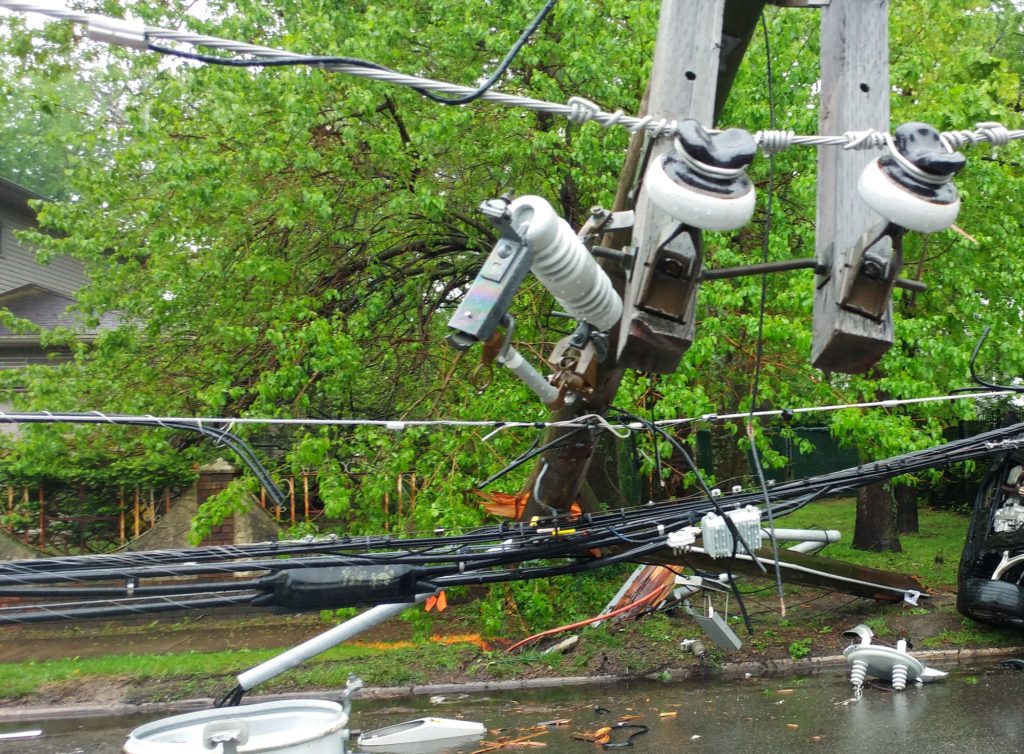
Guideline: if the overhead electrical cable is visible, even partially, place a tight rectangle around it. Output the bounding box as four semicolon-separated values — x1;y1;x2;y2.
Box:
608;405;759;633
147;0;557;106
0;1;1021;151
1;414;1021;625
0;389;1008;435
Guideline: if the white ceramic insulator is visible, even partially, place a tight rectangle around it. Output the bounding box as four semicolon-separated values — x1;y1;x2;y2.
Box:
645;154;756;231
891;663;908;691
850;658;868;689
857;159;960;232
508;196;622;331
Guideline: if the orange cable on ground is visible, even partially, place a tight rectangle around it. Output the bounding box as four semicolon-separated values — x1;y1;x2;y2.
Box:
505;586;664;654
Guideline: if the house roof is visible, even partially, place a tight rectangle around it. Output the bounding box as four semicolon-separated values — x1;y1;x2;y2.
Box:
0;284;116;339
0;177;47;220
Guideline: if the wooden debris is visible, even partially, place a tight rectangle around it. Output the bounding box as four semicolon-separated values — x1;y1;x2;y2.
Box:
573;726;613;745
472;730;549;753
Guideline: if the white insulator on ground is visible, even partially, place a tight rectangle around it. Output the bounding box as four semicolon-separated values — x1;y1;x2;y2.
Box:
508;196;622;331
891;663;908;691
850;658;868;690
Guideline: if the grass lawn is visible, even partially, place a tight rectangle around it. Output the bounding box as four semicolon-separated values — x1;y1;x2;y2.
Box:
0;640;482;699
776;497;970;589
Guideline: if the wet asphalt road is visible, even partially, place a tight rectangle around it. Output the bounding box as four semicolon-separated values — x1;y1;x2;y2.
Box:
1;663;1021;753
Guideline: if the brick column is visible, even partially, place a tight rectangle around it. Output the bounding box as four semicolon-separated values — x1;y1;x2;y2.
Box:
197;458;240;548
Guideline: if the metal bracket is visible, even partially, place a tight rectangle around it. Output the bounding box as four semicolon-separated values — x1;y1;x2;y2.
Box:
838;222;904;323
548;332;600;401
577;206;635;244
636;223;703;323
480;197;524;243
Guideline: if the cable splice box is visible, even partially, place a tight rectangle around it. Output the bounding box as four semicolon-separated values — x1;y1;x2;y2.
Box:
700;506;763;558
667;526;701;554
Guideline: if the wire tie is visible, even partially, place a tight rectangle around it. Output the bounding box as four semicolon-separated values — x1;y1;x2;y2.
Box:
884;130;950;185
843;128;883;150
482;424;509;442
566;96;600;124
940;129;972;151
593;414;631;439
385;421;405;431
651;117;679;138
756;128;795;153
603;108;625;128
630;113;652;133
976;121;1011;146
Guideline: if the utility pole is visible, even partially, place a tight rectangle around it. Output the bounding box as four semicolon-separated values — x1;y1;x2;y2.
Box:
811;0;893;373
521;0;768;519
615;0;728;373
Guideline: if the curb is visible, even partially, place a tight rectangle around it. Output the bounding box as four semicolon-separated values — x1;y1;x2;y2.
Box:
1;645;1021;724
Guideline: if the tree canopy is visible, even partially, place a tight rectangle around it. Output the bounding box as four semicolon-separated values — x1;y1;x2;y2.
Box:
0;0;1021;540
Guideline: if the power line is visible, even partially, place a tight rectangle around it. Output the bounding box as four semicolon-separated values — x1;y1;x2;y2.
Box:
1;1;1021;152
4;415;1022;624
0;390;1009;434
747;9;787;616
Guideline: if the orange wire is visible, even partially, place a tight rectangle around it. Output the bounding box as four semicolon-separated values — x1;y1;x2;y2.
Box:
505;586;665;653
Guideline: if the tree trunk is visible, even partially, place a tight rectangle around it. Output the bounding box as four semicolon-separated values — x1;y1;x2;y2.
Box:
895;482;919;534
852;481;902;552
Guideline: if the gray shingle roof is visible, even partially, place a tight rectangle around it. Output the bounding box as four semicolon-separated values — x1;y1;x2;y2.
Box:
0;284;116;337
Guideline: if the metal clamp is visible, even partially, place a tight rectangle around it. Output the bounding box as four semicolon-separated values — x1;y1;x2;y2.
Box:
636;222;703;323
838;222;904;322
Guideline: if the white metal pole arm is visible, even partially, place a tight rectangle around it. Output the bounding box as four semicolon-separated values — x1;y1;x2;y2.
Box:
236;595;427;692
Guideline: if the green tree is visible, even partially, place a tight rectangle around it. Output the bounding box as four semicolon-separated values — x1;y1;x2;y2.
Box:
0;0;1021;556
0;0;655;533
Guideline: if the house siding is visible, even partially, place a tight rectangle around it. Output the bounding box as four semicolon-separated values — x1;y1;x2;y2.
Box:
0;204;87;297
